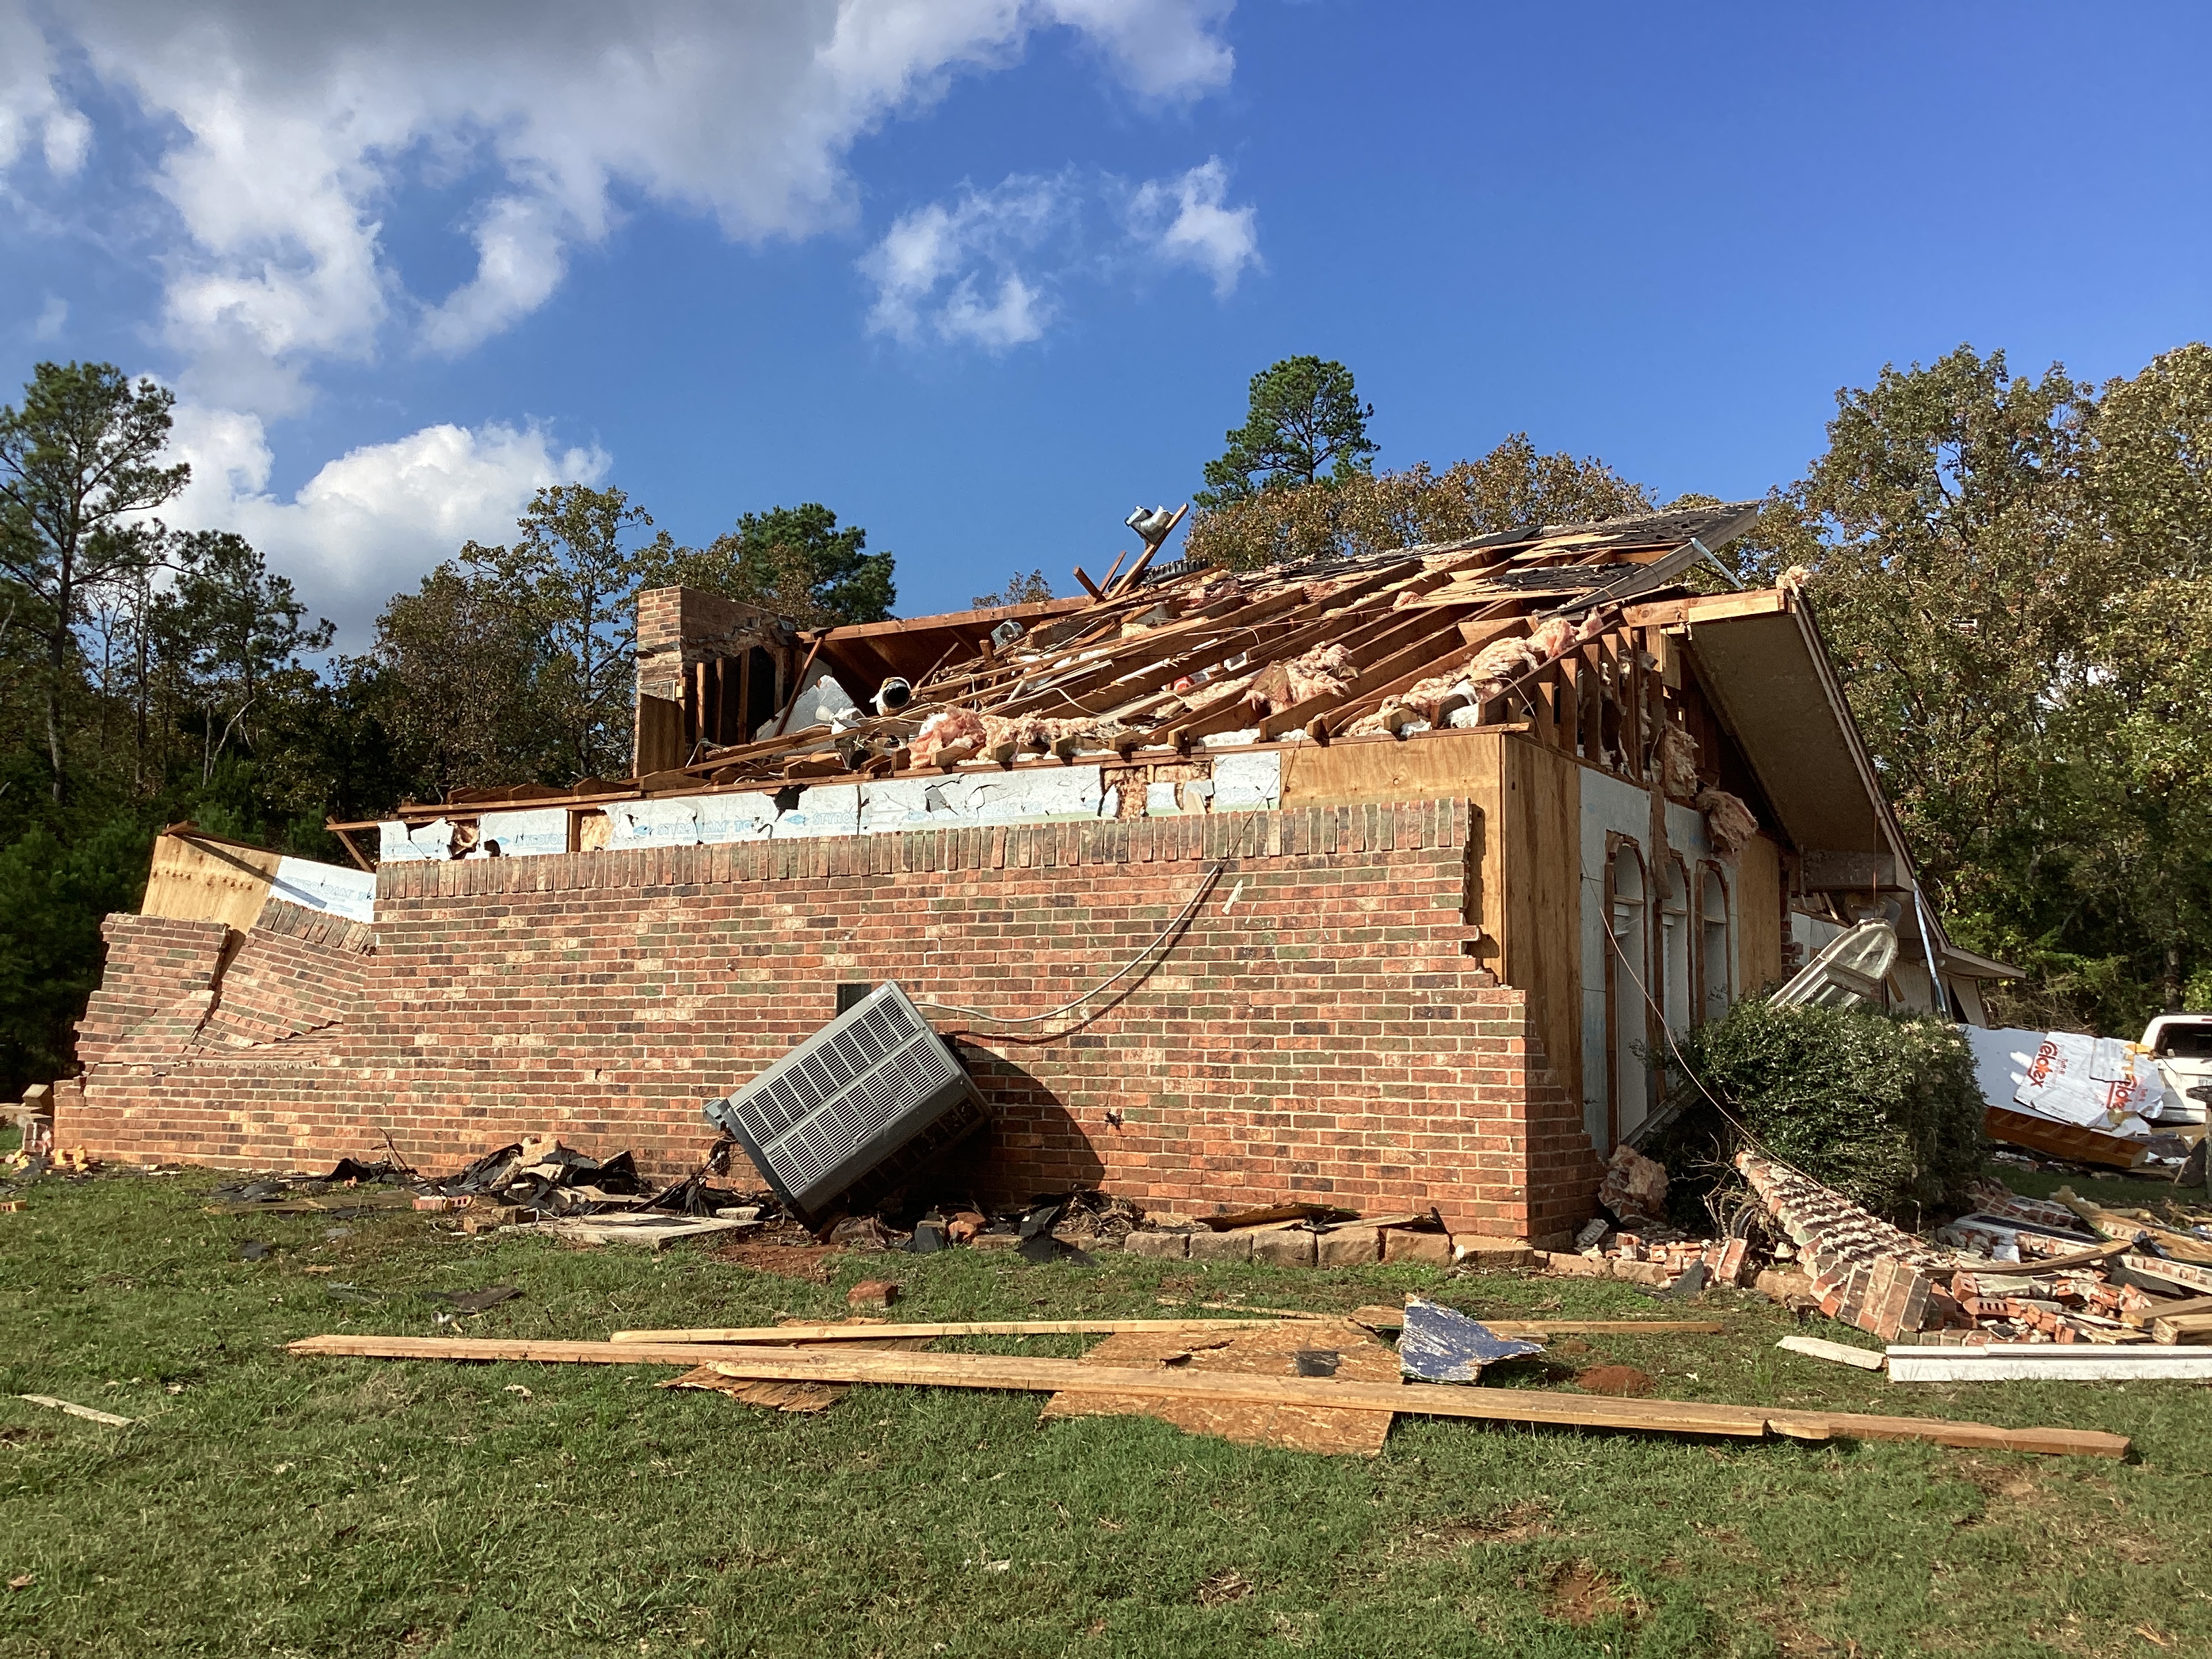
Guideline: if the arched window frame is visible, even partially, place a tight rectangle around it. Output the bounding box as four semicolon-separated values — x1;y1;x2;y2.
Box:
1656;854;1692;1040
1694;861;1732;1027
1602;834;1652;1148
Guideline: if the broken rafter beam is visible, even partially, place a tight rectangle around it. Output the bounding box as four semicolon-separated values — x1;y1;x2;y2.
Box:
287;1335;2128;1456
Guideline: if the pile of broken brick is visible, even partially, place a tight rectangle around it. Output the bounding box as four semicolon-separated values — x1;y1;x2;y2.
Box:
1713;1149;2212;1347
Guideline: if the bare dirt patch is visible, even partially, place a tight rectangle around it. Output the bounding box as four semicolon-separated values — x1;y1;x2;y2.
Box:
711;1239;838;1281
1406;1499;1558;1555
1544;1560;1639;1628
1575;1364;1655;1397
1197;1569;1255;1607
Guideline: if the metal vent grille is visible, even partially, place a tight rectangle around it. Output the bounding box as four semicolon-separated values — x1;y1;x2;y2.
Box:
712;982;985;1217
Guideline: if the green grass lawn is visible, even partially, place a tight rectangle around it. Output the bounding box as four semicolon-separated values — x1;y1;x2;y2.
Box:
4;1153;2209;1659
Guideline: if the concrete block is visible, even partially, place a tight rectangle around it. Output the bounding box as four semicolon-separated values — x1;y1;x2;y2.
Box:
1252;1230;1317;1268
1187;1230;1254;1264
1124;1230;1189;1261
1613;1259;1673;1288
1317;1227;1380;1267
1382;1229;1452;1266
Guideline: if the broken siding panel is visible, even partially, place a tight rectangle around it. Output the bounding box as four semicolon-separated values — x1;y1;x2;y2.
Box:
772;783;860;840
607;798;703;848
379;819;453;862
858;769;1107;834
696;792;781;844
269;857;377;925
478;808;570;859
1210;750;1283;812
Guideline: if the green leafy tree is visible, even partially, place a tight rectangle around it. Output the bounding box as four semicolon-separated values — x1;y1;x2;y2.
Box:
637;504;895;626
1722;342;2212;1031
970;569;1052;609
2066;344;2212;1010
150;531;335;784
1731;348;2099;928
0;817;150;1094
370;563;560;795
1188;433;1651;570
462;484;655;783
0;363;189;801
1197;356;1378;508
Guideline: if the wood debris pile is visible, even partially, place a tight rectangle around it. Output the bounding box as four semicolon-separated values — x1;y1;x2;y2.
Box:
396;503;1771;820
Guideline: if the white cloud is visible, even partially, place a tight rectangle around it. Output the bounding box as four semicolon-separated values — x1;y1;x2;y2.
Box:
863;155;1256;348
0;7;85;178
862;174;1072;346
1127;157;1258;295
1;0;1237;408
31;293;66;341
163;405;606;638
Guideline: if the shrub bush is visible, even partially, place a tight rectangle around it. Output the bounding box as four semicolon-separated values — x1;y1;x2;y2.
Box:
1651;998;1986;1227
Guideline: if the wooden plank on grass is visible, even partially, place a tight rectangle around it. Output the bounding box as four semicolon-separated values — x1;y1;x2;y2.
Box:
1345;1306;1726;1336
1777;1335;1886;1372
609;1316;1342;1344
287;1335;2128;1456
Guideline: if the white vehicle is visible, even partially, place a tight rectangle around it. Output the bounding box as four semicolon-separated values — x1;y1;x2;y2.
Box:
2142;1015;2212;1125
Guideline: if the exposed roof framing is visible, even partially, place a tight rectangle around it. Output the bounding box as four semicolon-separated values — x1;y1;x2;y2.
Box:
348;502;1767;825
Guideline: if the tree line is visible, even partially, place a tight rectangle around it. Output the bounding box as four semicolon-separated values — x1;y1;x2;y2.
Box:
0;362;895;1090
1189;348;2212;1034
3;342;2207;1092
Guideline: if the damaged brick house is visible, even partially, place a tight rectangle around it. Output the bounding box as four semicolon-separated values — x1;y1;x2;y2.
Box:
58;504;2012;1246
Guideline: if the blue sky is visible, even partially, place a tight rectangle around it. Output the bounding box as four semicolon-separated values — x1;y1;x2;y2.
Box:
5;2;2209;641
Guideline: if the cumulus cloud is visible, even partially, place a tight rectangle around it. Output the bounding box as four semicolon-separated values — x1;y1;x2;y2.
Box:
863;155;1257;348
0;6;89;178
163;405;606;640
1;0;1237;408
31;294;66;341
1126;157;1259;295
862;174;1074;347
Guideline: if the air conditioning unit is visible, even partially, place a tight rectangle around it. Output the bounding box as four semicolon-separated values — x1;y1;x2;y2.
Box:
703;982;989;1221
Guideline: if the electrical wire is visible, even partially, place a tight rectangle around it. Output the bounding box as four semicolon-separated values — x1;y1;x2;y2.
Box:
914;862;1225;1027
1587;872;1765;1149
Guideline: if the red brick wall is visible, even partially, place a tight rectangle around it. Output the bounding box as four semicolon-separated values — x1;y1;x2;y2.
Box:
60;800;1601;1243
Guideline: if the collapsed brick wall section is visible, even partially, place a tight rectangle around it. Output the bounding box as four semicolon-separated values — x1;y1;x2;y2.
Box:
64;800;1604;1243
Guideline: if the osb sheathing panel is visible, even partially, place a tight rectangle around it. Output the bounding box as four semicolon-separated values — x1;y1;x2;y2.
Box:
1500;737;1582;1105
139;834;279;933
1038;1317;1401;1455
1277;728;1504;812
1735;832;1786;997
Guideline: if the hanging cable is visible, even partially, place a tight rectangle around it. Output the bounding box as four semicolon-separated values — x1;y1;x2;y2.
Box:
914;862;1225;1027
1588;872;1765;1149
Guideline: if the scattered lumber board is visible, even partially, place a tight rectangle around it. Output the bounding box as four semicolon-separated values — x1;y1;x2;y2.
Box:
610;1317;1340;1345
1345;1305;1725;1336
1889;1344;2212;1382
1983;1105;2147;1172
2116;1253;2212;1297
611;1314;1736;1345
2150;1312;2212;1346
19;1394;132;1427
1038;1317;1400;1456
1777;1335;1887;1372
286;1335;2127;1456
2005;1238;2132;1275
